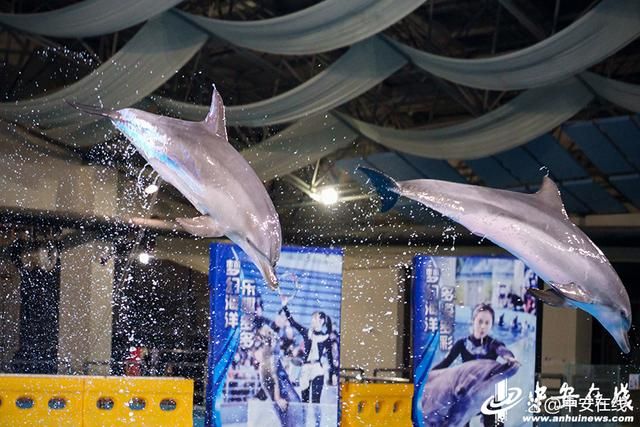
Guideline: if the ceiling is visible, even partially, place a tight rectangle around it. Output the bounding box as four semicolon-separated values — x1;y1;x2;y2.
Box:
1;0;640;246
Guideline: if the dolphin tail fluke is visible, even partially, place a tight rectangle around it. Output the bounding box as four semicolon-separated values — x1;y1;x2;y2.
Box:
358;167;400;212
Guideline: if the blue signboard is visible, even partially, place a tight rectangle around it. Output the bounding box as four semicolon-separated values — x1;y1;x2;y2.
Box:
413;255;539;427
207;243;343;427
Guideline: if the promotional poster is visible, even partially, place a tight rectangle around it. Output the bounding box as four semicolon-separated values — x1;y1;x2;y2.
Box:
413;255;539;427
207;243;343;427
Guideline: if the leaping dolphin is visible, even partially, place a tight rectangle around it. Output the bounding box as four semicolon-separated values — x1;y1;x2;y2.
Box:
359;167;632;353
422;360;520;427
70;87;281;289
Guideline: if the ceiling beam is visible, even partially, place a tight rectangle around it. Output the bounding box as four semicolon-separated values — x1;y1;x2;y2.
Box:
497;0;547;41
571;212;640;228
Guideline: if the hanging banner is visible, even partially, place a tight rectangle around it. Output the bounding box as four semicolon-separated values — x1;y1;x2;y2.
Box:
412;255;539;427
207;243;343;427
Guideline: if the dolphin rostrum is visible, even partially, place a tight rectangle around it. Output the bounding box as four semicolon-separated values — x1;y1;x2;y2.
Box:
359;167;632;353
70;87;281;289
422;360;519;427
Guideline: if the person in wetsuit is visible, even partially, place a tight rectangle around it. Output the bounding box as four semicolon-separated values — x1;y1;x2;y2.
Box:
280;296;335;427
432;303;518;427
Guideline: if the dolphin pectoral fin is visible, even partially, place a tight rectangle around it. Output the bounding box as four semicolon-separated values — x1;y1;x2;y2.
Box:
549;281;594;304
527;288;571;308
176;216;225;237
203;84;228;140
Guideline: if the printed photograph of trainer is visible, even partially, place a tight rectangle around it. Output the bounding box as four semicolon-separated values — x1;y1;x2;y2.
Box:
413;255;539;427
208;243;343;427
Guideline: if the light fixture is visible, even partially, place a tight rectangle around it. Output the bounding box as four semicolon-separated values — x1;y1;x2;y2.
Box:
316;187;339;205
138;252;152;264
144;184;159;194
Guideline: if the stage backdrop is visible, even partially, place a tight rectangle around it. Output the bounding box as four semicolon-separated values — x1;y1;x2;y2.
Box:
207;243;343;427
412;255;539;427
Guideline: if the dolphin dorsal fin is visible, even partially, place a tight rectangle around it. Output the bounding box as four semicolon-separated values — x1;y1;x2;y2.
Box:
204;85;228;140
535;176;566;215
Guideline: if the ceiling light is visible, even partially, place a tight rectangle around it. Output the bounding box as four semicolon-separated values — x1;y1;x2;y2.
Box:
144;184;159;194
317;187;339;205
138;252;152;264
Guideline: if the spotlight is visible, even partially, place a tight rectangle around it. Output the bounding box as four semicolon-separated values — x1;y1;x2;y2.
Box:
138;252;152;264
144;184;159;194
318;187;339;205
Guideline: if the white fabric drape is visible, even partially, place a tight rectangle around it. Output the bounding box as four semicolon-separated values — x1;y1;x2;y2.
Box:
242;113;358;180
0;0;183;38
0;13;207;140
582;72;640;113
337;78;593;159
154;36;406;126
387;0;640;90
177;0;425;55
1;0;638;170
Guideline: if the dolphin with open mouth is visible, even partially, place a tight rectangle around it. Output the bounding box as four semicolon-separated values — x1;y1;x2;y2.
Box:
359;167;632;353
422;360;520;427
70;87;281;289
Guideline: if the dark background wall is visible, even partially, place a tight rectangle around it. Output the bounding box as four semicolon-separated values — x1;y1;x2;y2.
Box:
592;262;640;367
111;256;209;376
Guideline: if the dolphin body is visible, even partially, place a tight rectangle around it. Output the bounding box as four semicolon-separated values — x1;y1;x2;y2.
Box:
71;88;281;289
359;167;632;353
422;360;519;427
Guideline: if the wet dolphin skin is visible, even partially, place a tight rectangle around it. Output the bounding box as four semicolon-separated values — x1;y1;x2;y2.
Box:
360;167;632;353
71;87;282;289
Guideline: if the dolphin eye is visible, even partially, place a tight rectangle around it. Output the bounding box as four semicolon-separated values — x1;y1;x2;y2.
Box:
620;310;630;324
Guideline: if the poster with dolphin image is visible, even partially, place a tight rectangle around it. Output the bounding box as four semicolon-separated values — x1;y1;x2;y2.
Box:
207;242;343;427
412;255;539;427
